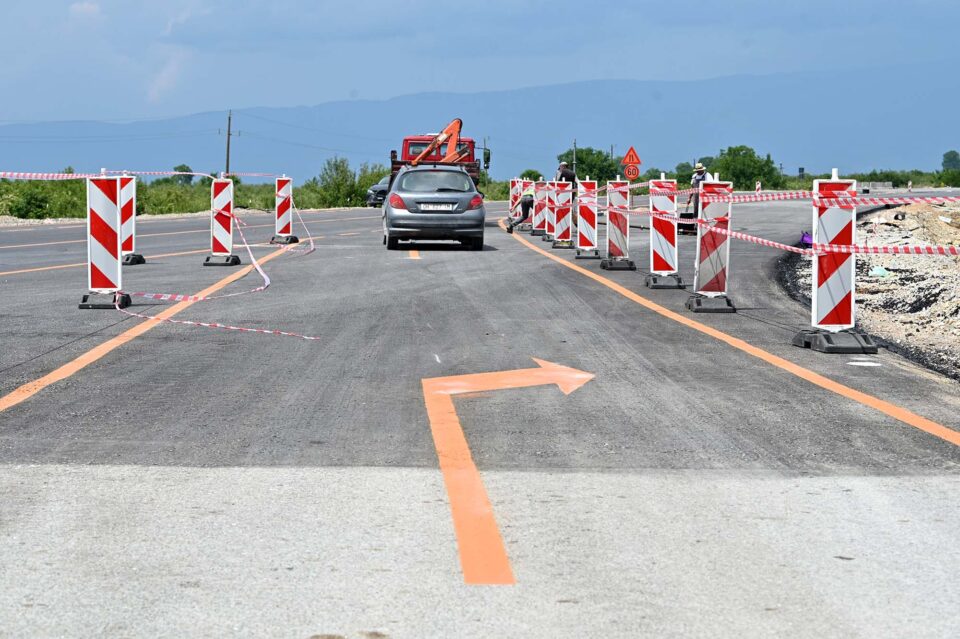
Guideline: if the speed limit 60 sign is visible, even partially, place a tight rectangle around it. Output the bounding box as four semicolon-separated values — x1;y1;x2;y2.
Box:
621;146;641;181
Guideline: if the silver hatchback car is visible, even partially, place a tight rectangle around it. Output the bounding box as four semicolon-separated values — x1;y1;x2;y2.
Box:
383;164;486;250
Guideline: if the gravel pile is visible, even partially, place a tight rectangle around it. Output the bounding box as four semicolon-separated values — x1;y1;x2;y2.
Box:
783;203;960;380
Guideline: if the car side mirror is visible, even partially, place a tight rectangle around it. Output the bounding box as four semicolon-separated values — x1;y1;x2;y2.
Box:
478;191;486;199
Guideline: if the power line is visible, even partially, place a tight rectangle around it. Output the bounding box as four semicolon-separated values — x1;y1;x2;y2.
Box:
239;130;385;160
235;111;394;144
0;130;218;143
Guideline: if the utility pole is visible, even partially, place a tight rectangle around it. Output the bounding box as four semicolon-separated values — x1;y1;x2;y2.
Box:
224;110;233;176
609;144;614;159
572;138;577;175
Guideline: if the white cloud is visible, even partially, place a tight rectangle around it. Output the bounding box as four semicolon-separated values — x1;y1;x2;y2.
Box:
163;4;212;37
147;51;188;102
69;1;101;17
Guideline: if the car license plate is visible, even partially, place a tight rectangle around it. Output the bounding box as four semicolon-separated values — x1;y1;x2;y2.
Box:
420;203;456;211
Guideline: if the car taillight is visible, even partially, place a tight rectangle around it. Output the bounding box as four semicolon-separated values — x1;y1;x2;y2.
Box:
468;195;483;209
389;193;406;210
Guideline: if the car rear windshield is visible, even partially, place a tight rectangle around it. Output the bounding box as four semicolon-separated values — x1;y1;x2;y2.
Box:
397;171;474;193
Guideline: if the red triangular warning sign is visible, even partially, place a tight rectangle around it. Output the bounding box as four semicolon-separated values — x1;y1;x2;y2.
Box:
621;146;642;166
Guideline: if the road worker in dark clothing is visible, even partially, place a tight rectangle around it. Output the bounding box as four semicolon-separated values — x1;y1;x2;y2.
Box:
682;162;714;234
555;161;577;187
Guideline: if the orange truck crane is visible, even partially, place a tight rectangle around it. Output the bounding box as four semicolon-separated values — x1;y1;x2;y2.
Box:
389;118;490;185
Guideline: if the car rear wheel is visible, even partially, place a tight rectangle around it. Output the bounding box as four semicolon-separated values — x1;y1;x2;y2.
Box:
470;236;484;251
386;236;399;250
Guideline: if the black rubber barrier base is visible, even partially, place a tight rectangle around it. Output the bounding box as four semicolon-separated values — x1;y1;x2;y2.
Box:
530;229;545;236
792;329;879;354
646;273;685;289
541;234;554;242
552;239;574;249
121;253;145;266
600;258;637;271
575;249;602;259
79;292;131;310
686;294;736;313
203;255;241;266
518;223;533;232
270;235;299;245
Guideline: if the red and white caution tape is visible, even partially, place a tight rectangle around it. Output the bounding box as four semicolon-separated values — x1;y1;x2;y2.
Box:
701;191;815;204
607;205;959;257
224;172;280;178
104;169;216;181
0;170;99;180
815;195;960;207
117;205;321;340
815;243;959;256
114;305;322;340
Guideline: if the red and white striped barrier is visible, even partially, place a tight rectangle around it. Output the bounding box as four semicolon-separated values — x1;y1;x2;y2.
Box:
270;176;299;245
118;175;145;265
812;177;858;330
531;181;548;235
575;179;600;258
276;177;293;235
544;182;559;240
86;177;122;292
552;181;574;247
509;178;521;220
207;178;239;266
648;178;679;276
79;177;129;309
755;181;762;194
692;181;734;297
601;179;635;270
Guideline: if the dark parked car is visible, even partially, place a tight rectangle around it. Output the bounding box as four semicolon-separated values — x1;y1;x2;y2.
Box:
382;164;485;250
366;175;390;207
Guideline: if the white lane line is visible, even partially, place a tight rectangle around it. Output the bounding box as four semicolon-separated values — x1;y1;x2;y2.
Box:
434;354;441;364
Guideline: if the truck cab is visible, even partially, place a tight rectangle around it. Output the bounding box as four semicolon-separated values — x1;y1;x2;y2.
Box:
401;136;476;164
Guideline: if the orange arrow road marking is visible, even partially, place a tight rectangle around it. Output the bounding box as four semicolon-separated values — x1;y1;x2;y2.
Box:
422;358;594;585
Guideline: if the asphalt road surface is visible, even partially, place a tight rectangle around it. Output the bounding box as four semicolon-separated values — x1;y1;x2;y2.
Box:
1;199;959;638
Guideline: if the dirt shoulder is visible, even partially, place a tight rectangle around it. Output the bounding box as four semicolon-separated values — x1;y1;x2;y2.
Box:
780;203;960;380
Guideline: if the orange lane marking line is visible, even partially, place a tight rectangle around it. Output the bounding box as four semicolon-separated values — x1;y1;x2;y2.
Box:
0;216;380;251
0;246;289;415
407;249;421;260
0;261;86;277
0;235;332;278
501;219;960;447
0;248;208;277
422;359;594;586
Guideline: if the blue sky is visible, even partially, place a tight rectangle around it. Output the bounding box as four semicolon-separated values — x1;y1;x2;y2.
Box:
1;0;956;122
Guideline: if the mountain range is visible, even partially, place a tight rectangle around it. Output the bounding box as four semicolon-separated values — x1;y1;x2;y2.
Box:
1;68;957;183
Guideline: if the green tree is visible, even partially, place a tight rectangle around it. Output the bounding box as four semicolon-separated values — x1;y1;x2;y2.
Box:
173;164;194;186
557;147;620;182
697;156;716;170
356;162;390;193
642;167;665;181
316;157;358;207
941;169;960;187
710;146;784;189
675;162;694;180
519;169;542;180
942;150;960;171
